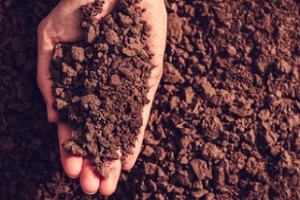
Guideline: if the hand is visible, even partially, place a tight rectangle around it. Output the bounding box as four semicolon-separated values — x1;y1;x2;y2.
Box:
37;0;167;196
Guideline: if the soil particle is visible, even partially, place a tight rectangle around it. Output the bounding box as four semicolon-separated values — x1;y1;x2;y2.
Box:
167;13;183;44
202;142;224;161
190;159;208;180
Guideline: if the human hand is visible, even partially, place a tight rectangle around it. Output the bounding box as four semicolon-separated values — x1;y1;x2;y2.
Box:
37;0;167;196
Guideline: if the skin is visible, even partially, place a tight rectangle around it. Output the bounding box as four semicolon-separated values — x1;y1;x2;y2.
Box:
37;0;167;196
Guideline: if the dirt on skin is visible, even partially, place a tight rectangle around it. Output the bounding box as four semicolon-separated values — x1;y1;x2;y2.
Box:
51;0;152;178
0;0;300;200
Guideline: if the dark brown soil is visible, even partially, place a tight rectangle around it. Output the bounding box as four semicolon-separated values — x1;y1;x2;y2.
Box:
1;0;300;199
51;0;152;178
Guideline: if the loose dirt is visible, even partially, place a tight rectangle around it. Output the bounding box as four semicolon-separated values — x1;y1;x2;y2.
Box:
0;0;300;199
51;0;152;178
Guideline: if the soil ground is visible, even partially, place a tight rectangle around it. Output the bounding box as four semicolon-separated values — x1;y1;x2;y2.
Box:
0;0;300;199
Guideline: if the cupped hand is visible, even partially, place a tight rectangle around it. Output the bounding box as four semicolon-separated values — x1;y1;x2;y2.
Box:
37;0;167;196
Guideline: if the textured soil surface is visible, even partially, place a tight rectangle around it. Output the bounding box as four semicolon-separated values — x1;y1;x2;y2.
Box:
51;0;152;178
1;0;300;199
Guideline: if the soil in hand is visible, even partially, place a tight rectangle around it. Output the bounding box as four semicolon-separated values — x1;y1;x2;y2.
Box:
51;0;152;177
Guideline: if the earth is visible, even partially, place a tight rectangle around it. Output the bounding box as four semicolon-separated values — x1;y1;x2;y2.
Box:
1;0;300;200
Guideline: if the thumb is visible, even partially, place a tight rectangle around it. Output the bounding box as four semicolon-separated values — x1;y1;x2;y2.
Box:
37;22;59;123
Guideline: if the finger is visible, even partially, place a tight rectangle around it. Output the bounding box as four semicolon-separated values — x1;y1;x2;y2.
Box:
140;0;167;67
122;65;163;170
141;0;167;100
122;94;152;170
122;0;167;171
57;122;83;178
80;159;100;195
37;23;59;123
99;151;122;196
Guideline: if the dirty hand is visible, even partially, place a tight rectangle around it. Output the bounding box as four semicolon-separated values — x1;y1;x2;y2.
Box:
37;0;167;196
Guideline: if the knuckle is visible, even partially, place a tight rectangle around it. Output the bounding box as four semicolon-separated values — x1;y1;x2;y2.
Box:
37;19;50;39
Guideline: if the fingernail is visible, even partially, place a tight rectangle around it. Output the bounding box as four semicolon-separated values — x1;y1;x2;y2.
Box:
68;174;79;179
82;189;97;195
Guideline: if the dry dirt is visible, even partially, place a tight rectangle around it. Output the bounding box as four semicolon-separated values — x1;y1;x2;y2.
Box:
51;0;152;178
1;0;300;199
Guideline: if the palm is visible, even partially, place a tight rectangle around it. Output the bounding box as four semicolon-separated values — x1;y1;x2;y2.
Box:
39;1;84;45
37;0;166;196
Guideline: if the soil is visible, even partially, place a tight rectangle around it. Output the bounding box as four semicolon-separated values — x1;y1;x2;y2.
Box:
1;0;300;200
51;0;152;178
